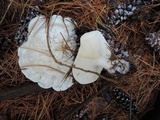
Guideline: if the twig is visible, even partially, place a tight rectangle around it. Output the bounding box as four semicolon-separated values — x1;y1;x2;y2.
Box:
21;64;65;75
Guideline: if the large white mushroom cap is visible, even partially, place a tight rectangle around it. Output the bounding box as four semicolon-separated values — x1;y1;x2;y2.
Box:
72;30;112;84
18;15;77;91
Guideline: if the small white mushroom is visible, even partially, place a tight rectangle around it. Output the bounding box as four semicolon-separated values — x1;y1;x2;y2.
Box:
73;30;130;84
72;30;113;84
18;15;77;91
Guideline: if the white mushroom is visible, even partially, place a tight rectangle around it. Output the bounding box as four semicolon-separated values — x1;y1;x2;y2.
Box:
18;15;77;91
72;30;113;84
72;30;130;84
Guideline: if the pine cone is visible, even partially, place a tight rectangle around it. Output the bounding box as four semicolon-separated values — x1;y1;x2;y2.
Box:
145;30;160;54
14;6;41;45
107;0;154;26
100;29;129;58
73;108;89;120
112;89;138;115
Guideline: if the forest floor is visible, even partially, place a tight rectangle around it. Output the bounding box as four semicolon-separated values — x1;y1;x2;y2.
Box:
0;0;160;120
